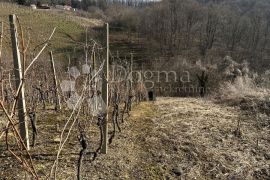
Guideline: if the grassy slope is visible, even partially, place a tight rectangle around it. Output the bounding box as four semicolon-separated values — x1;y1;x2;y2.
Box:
1;98;269;179
0;101;161;179
155;97;269;179
0;3;103;61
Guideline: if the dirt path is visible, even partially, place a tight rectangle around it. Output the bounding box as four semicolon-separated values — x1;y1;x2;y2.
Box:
83;97;269;179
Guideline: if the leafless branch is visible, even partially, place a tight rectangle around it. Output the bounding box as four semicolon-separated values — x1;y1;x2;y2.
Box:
25;27;56;74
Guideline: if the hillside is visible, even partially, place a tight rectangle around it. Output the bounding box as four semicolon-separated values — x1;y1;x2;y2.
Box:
1;98;269;179
0;2;269;180
0;3;104;63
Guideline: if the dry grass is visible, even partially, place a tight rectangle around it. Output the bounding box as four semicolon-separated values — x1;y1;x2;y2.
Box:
154;97;269;179
0;97;269;179
213;56;270;119
218;76;269;100
0;102;161;179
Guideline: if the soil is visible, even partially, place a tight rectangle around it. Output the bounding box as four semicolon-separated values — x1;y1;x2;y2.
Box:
0;97;269;179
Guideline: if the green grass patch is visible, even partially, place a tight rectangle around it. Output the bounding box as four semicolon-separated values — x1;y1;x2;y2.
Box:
0;3;103;61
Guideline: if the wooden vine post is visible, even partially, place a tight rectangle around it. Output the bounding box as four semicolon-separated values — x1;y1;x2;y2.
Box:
130;53;133;90
0;21;3;65
9;14;30;149
0;21;3;101
49;51;61;111
101;23;109;154
92;51;96;70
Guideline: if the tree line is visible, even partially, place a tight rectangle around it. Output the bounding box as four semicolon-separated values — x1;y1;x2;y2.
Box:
4;0;269;71
129;0;270;71
2;0;154;8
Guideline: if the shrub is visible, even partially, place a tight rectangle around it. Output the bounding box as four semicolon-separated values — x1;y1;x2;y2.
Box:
219;76;260;99
215;56;269;103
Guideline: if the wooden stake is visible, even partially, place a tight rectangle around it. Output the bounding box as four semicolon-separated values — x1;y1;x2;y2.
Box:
92;51;96;70
9;14;29;150
130;53;133;90
0;21;3;65
101;23;109;154
49;51;61;111
0;22;3;101
0;69;3;102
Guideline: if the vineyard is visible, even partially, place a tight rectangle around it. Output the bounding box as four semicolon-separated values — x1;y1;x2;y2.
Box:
0;1;270;180
0;6;148;178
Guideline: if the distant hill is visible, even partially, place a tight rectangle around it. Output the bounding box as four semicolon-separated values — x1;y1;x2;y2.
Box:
0;2;104;65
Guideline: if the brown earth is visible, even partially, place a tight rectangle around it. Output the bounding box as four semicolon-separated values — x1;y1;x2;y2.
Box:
0;97;269;179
